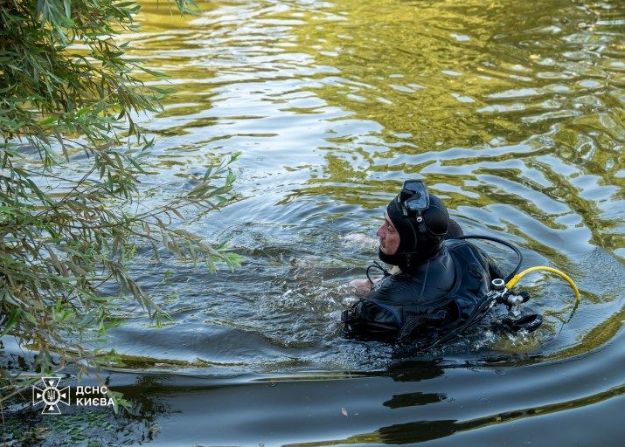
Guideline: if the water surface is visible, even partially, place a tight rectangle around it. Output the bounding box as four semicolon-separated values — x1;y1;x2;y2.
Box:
5;0;625;445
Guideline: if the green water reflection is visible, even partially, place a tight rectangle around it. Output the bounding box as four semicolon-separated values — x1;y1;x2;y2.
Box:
103;0;625;373
291;0;625;252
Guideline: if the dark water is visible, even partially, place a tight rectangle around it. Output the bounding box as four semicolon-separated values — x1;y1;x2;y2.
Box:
4;0;625;445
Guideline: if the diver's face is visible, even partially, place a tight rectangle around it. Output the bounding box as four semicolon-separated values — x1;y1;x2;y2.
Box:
377;212;400;255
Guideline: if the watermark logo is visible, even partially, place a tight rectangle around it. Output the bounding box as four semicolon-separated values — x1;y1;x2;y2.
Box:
32;377;71;415
32;378;114;414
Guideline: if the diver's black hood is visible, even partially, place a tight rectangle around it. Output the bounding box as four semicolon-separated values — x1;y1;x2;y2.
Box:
378;194;452;272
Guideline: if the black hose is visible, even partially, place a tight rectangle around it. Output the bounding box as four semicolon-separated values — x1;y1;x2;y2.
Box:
366;261;390;284
455;234;523;283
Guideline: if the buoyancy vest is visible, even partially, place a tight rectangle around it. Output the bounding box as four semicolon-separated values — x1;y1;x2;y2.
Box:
343;239;501;343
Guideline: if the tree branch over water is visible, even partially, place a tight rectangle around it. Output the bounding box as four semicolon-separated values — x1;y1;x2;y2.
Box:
0;0;239;396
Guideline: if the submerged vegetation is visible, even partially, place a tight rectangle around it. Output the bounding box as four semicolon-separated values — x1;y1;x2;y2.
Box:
0;0;240;399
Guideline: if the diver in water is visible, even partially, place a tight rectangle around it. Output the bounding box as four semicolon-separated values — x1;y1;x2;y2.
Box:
343;180;504;345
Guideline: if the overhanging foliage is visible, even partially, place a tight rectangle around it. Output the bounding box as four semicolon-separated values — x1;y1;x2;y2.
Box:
0;0;239;393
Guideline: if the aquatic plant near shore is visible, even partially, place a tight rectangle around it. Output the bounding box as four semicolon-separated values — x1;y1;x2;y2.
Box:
0;0;240;403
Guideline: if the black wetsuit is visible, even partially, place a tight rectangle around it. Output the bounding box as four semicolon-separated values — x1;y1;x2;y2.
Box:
343;239;503;344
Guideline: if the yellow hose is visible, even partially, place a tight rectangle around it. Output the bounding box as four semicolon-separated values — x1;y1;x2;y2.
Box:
505;266;581;303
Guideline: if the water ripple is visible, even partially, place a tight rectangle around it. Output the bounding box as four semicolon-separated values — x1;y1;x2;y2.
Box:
94;0;625;390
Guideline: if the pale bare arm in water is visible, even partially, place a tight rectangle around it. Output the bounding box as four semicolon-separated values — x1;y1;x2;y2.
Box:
349;265;401;296
349;278;373;296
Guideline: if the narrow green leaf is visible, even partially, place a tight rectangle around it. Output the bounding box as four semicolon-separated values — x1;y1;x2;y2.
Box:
25;312;38;325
